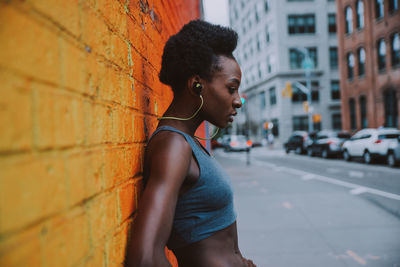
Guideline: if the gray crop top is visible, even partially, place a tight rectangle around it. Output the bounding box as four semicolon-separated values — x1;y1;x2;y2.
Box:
147;126;237;250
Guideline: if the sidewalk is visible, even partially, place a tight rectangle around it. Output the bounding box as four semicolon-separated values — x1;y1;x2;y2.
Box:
214;150;400;267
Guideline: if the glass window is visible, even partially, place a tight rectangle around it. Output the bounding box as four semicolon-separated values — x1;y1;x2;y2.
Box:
292;81;319;102
265;26;270;43
271;118;279;136
329;47;338;69
332;113;342;130
389;0;399;13
345;6;353;34
357;47;366;76
293;116;309;131
356;0;364;29
384;90;398;127
260;91;266;109
391;33;400;67
376;0;384;19
328;14;336;33
288;14;316;34
289;47;317;69
377;39;386;72
347;52;355;80
269;87;277;105
267;56;272;73
359;95;368;128
264;0;269;12
349;98;357;130
331;80;340;100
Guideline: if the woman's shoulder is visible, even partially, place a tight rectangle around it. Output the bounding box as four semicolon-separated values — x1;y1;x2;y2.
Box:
145;130;192;162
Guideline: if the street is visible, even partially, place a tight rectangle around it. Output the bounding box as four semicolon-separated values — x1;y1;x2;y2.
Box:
214;147;400;267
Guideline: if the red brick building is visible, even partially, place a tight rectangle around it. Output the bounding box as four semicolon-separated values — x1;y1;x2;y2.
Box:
336;0;400;132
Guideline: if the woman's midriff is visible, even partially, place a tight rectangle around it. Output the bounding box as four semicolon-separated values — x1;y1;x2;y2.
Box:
171;222;246;267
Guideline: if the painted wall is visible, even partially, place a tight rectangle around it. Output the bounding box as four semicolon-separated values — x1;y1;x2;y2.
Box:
0;0;200;266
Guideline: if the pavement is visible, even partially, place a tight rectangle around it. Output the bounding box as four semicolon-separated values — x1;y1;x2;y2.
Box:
213;147;400;267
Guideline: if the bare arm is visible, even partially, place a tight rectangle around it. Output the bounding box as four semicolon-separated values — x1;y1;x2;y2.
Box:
125;132;192;267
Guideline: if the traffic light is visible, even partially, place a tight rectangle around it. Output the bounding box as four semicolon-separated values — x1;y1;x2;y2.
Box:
303;101;309;112
240;94;247;104
313;114;321;123
282;82;293;98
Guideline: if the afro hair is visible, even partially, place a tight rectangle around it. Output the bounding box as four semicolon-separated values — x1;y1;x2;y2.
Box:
159;20;238;94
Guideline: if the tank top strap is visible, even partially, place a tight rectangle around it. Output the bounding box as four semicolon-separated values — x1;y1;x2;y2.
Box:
148;126;207;159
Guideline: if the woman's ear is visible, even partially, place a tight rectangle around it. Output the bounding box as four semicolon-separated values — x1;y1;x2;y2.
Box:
187;75;203;96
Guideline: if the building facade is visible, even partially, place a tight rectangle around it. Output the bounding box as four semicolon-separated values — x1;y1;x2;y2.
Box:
336;0;400;132
229;0;341;144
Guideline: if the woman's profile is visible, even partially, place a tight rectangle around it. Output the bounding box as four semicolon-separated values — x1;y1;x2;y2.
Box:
126;20;256;267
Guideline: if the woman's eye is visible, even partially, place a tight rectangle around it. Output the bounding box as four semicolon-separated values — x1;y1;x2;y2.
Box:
228;87;236;94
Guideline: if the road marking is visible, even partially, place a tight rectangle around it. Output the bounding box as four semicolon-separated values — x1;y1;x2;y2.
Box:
282;201;293;209
349;170;365;178
216;151;400;201
302;174;315;180
350;187;368;195
264;165;400;201
346;250;367;265
327;168;341;173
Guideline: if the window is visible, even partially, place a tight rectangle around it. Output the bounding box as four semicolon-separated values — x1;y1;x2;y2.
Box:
384;90;398;127
356;0;364;29
266;55;272;73
391;33;400;67
255;9;259;23
329;47;338;69
328;14;336;34
260;91;266;109
256;33;261;51
292;81;319;102
377;39;386;72
289;47;317;69
330;80;340;100
376;0;384;19
347;52;355;80
265;26;270;43
288;14;316;34
349;98;357;130
345;6;353;34
269;87;277;105
332;114;342;130
389;0;399;13
359;95;367;128
264;0;269;12
271;119;279;136
258;62;262;78
357;47;366;76
293;116;308;131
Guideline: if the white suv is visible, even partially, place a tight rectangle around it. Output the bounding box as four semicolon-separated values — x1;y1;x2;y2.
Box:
342;128;400;164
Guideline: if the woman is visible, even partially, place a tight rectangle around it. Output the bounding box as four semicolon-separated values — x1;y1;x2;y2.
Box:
126;20;256;267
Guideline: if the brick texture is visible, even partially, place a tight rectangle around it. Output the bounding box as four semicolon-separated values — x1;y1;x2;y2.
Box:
0;1;201;266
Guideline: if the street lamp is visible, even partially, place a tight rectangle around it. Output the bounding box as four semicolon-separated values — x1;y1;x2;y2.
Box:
294;47;314;133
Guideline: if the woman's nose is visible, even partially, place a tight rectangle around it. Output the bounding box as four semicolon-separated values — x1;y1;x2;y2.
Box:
233;95;242;108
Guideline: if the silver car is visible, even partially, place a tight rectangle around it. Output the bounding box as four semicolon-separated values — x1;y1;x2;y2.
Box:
387;136;400;167
221;135;252;152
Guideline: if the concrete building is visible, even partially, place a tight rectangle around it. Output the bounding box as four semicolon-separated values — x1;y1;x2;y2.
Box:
228;0;341;144
336;0;400;131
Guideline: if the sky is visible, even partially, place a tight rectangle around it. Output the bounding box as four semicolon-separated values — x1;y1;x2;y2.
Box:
203;0;230;27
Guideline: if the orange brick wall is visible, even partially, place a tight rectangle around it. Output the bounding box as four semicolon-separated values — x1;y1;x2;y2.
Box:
0;1;200;266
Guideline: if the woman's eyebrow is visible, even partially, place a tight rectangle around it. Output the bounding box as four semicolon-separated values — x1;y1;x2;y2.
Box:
228;78;240;85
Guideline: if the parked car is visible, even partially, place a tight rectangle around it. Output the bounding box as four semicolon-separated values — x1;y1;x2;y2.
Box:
221;135;252;152
211;138;223;149
342;128;400;164
307;130;351;158
386;136;400;167
284;131;318;154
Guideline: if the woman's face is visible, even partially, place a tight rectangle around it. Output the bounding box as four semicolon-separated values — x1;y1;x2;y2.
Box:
202;56;242;128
